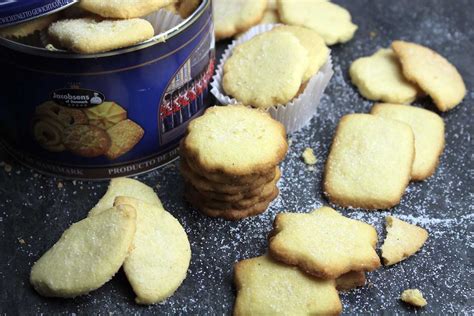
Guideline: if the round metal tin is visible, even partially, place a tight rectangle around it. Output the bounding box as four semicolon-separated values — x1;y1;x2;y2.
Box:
0;0;215;180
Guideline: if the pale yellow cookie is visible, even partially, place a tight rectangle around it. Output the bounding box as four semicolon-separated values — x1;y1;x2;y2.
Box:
114;197;191;304
371;103;445;180
0;14;58;38
401;289;428;307
84;102;127;130
278;0;357;45
223;31;309;108
324;114;415;209
336;271;366;291
381;216;428;266
350;49;419;104
183;105;288;175
48;18;154;54
79;0;176;19
234;254;342;315
392;40;466;111
269;207;381;279
213;0;267;40
30;205;136;298
105;119;145;160
89;177;162;217
272;25;329;82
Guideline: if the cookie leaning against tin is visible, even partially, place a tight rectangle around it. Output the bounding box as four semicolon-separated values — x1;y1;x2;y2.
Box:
182;105;288;176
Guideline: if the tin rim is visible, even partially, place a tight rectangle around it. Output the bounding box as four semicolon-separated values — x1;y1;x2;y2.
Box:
0;0;211;59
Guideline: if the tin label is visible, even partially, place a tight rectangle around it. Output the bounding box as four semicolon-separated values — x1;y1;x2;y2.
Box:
51;88;105;107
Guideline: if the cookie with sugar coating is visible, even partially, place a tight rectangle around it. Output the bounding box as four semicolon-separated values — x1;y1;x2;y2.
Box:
213;0;267;40
180;159;277;194
324;114;415;209
278;0;357;45
48;18;154;54
233;254;342;316
269;207;381;279
272;25;329;82
79;0;176;19
89;177;162;217
30;205;136;298
371;103;445;181
182;105;288;176
392;40;466;111
381;216;428;266
184;171;279;210
350;49;419;104
114;197;191;304
223;31;309;109
186;188;279;221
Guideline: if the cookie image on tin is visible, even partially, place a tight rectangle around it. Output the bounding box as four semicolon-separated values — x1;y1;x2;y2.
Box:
32;117;66;152
62;125;112;158
84;101;127;130
35;101;89;127
105;119;145;160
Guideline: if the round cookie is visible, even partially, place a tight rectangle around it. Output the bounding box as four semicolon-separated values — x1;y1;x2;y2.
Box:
350;48;419;104
272;25;329;82
222;31;309;109
392;40;466;111
278;0;357;45
185;185;278;210
180;160;277;194
189;168;281;202
213;0;267;40
63;125;111;157
0;14;58;38
181;150;276;185
183;105;288;176
186;188;279;221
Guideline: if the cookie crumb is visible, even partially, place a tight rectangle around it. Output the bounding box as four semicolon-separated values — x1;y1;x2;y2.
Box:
4;163;12;173
370;31;377;39
57;182;64;189
18;238;26;245
302;148;317;165
401;289;427;307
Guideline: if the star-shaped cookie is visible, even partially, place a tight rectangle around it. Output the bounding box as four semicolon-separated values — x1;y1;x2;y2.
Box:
269;206;381;279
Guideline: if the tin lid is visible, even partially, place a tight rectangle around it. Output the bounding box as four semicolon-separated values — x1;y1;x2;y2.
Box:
0;0;78;28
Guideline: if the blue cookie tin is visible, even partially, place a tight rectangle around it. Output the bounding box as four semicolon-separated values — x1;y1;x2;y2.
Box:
0;0;215;179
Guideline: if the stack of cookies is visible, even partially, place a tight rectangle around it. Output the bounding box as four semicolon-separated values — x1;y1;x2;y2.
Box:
180;105;288;220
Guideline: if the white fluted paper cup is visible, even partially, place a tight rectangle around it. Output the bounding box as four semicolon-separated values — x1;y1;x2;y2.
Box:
210;23;334;133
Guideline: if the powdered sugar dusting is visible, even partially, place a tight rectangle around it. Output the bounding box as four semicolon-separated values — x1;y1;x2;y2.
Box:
0;0;473;314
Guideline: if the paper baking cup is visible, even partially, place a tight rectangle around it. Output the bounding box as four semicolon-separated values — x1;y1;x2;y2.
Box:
211;24;334;133
39;9;184;50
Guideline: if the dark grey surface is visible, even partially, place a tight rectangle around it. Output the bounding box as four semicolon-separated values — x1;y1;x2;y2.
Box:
1;0;473;314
